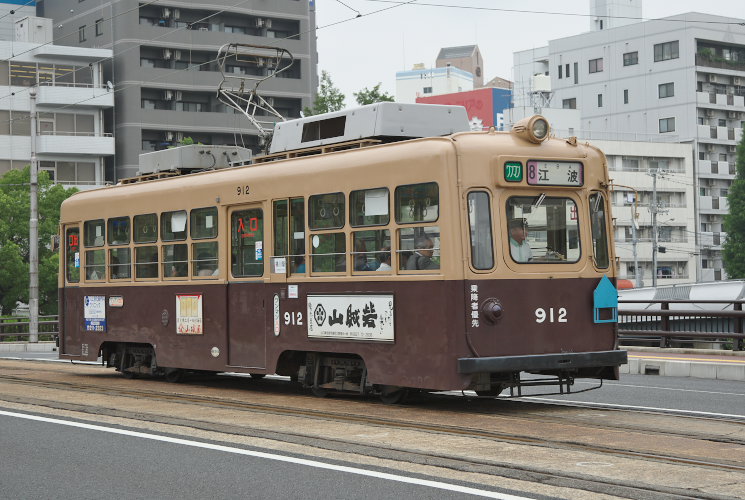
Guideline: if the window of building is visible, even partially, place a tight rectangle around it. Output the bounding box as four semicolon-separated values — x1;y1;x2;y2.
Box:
557;65;562;79
573;62;578;84
623;89;629;104
468;191;494;270
589;58;603;73
597;94;603;107
506;197;580;264
422;86;432;94
78;25;86;43
658;82;674;98
395;182;439;224
623;51;638;66
95;18;103;36
718;118;726;127
659;117;675;133
232;209;264;277
720;153;728;162
565;63;570;78
562;98;577;109
350;188;389;227
654;41;679;62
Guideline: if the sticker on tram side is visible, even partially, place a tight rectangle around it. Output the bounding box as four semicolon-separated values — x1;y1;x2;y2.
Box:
83;295;106;332
307;295;394;341
176;294;203;335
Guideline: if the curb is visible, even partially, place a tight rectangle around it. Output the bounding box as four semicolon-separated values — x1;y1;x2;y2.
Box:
620;356;745;382
0;342;57;353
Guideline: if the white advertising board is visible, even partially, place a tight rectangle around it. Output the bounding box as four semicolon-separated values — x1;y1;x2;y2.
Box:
307;294;394;341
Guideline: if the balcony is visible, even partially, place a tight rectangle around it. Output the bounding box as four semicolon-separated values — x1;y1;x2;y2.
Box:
37;84;114;108
37;132;115;156
696;53;745;72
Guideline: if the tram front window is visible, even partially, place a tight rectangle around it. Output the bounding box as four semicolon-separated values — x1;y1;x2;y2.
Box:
506;196;580;264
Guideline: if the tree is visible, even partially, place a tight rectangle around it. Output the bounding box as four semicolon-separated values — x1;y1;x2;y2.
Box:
723;129;745;277
0;167;78;314
303;70;345;116
354;83;395;105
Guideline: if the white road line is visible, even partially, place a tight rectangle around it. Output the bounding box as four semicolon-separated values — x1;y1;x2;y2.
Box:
519;398;745;419
574;380;745;397
0;409;531;500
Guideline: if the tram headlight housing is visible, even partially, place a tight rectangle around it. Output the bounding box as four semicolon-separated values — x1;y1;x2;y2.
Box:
511;115;551;144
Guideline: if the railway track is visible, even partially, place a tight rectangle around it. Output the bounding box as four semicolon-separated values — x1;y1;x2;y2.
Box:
1;361;744;499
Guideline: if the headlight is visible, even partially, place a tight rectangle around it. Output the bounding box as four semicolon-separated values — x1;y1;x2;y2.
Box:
532;118;549;141
511;115;551;144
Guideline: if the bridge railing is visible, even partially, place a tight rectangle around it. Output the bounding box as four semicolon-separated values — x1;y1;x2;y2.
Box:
0;316;59;341
618;299;745;351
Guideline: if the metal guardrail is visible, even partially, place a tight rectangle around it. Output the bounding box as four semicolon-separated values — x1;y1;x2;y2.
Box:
0;316;59;341
619;299;745;351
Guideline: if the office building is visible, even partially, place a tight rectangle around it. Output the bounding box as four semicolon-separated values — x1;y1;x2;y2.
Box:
40;0;318;180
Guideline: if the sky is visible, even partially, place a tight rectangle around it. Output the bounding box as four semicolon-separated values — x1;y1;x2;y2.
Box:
313;0;744;106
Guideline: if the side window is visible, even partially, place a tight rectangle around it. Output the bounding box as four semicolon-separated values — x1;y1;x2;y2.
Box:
133;214;158;243
311;233;346;273
193;242;218;277
161;210;187;241
398;226;440;271
395;182;439;223
109;248;131;280
350;188;389;227
468;191;494;270
506;196;580;264
107;217;130;245
163;244;188;278
309;192;344;230
590;193;610;269
135;246;158;279
273;198;305;274
352;229;390;272
190;207;217;239
65;227;80;283
83;219;105;280
232;209;264;277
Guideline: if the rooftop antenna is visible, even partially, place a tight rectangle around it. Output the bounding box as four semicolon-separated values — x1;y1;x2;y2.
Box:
216;43;294;153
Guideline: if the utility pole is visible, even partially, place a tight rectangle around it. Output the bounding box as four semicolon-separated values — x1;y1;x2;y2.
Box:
651;167;659;288
29;87;39;343
631;205;642;288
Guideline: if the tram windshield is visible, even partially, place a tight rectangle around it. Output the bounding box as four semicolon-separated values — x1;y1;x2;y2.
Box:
506;196;580;264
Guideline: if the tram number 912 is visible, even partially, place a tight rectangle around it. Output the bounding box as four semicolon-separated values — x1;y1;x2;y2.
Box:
535;307;567;323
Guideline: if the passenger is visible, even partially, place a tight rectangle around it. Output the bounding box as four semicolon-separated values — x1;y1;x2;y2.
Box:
376;246;392;271
354;240;373;271
405;237;439;270
295;255;306;273
509;219;533;263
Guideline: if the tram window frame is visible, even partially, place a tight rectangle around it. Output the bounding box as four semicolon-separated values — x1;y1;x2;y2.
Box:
273;198;306;275
308;192;345;231
350;187;389;227
310;232;346;274
190;206;218;240
505;196;581;265
107;216;130;246
589;192;610;269
395;182;439;224
161;210;187;242
84;219;105;247
352;229;391;273
133;213;158;243
83;219;105;280
467;191;495;270
192;241;219;278
65;227;80;283
162;243;188;279
232;208;265;278
109;247;132;280
398;226;441;272
135;246;159;280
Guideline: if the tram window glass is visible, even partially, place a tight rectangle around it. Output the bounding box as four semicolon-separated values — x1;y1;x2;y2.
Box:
84;219;105;247
350;188;389;227
109;248;131;279
506;196;580;264
398;226;440;271
311;232;346;273
589;193;610;269
273;200;288;258
468;191;494;270
395;182;439;224
66;227;80;283
352;229;391;272
190;207;217;239
135;246;158;279
161;210;187;241
133;214;158;243
290;198;305;274
193;242;218;277
163;244;188;278
232;209;264;277
309;193;344;230
85;248;105;280
107;217;130;245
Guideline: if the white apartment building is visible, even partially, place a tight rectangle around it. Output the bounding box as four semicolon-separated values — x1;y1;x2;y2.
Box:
396;65;473;103
513;12;745;282
0;16;113;188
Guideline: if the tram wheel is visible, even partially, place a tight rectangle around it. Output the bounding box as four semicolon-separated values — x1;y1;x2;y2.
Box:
165;369;184;383
311;385;329;398
249;373;266;379
475;384;506;398
380;387;408;405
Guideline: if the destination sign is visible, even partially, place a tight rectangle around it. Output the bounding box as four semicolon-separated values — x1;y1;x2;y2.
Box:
526;161;583;187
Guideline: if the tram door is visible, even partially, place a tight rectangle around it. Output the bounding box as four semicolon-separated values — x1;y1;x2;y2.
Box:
227;206;267;368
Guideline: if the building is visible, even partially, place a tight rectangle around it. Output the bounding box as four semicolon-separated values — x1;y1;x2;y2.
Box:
0;0;36;41
513;12;745;282
0;16;113;187
436;45;483;87
416;87;511;130
396;64;473;103
40;0;318;180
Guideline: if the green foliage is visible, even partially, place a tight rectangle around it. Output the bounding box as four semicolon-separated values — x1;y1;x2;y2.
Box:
303;70;345;116
354;83;395;105
723;128;745;278
0;167;78;313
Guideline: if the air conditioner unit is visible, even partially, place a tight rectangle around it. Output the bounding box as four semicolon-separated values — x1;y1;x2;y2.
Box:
728;111;738;118
163;90;174;100
705;109;714;118
265;19;273;29
256;57;266;67
728;145;737;152
734;77;743;86
707;179;715;186
256;18;265;28
174;91;183;101
705;143;714;152
163;49;172;60
708;74;718;83
165;131;174;141
162;8;172;18
198;27;208;31
175;132;184;142
172;8;180;19
172;50;181;60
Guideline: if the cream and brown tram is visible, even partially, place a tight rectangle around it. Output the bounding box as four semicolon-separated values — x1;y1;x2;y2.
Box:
58;103;626;401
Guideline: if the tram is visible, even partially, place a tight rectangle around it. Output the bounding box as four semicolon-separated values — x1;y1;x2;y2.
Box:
58;103;626;401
